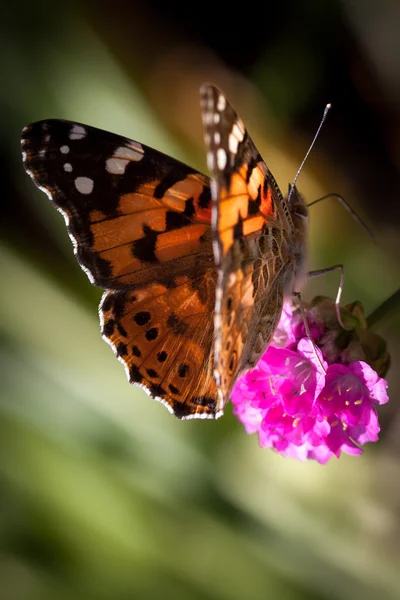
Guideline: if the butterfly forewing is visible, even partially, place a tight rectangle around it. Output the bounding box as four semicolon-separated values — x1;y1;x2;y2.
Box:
21;119;220;419
200;85;299;409
22;120;213;289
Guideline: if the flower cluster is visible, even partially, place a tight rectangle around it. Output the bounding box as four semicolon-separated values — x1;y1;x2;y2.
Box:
232;297;389;463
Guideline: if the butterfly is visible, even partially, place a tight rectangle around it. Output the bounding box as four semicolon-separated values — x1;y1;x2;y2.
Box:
21;84;308;420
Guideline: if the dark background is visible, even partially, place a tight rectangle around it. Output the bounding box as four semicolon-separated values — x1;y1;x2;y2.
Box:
1;1;400;599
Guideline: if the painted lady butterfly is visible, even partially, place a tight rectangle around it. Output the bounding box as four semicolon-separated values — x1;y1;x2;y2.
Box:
21;85;308;420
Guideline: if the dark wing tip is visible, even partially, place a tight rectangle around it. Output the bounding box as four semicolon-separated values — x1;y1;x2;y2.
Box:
199;83;227;108
200;81;223;94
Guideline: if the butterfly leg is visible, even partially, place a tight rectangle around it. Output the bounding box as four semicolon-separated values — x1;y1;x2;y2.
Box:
292;291;326;374
308;264;350;330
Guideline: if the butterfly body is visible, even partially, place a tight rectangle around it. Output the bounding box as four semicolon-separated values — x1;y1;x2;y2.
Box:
21;85;308;419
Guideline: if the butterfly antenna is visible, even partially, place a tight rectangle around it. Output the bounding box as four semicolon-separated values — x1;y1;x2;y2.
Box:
287;103;331;204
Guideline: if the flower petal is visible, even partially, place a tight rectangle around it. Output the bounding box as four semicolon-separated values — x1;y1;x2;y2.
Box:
349;361;389;405
231;297;389;463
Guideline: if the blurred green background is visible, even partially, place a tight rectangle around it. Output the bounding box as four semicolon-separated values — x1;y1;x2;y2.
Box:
1;1;400;599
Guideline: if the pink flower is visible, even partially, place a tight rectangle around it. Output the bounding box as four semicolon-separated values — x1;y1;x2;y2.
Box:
232;299;389;463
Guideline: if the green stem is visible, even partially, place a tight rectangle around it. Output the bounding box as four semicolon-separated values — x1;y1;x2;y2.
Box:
367;288;400;329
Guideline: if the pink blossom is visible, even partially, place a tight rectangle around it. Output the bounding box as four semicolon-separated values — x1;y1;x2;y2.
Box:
232;299;389;463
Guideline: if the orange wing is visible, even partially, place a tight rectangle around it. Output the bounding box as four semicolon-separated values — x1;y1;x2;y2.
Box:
100;276;219;419
22;120;220;418
22;121;212;289
201;85;293;409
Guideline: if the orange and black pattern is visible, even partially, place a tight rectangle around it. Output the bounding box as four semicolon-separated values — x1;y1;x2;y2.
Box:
21;85;308;419
200;85;308;408
22;119;219;419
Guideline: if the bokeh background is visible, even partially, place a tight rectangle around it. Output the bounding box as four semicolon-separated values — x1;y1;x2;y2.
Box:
1;1;400;599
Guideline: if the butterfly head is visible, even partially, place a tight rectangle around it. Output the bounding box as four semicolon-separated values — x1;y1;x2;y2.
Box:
286;184;309;293
288;183;308;223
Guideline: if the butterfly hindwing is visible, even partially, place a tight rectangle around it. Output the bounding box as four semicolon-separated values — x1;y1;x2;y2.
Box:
100;277;219;419
22;119;221;418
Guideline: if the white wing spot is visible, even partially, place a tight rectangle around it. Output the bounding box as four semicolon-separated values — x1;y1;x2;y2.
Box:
119;144;144;161
106;144;144;175
106;158;126;175
75;176;94;194
207;152;214;171
44;134;50;142
228;120;245;156
202;112;213;126
63;163;73;172
232;121;245;141
229;133;239;155
214;132;221;145
213;113;220;124
217;148;227;170
69;125;87;140
60;145;70;154
217;94;226;111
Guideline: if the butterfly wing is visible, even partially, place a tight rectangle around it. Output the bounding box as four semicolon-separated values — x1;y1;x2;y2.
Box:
21;120;220;418
201;85;295;408
22;120;213;289
100;278;218;419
